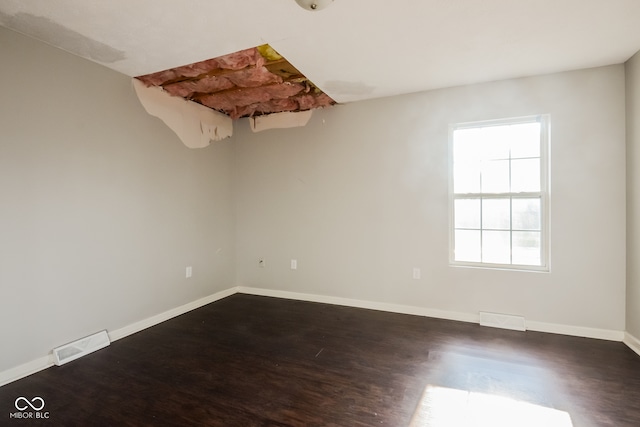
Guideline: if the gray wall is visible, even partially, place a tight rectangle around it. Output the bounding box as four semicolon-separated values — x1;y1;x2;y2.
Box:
0;27;235;372
1;25;633;376
627;50;640;338
235;65;627;332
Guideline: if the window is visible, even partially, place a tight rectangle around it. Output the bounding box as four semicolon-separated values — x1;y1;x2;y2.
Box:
450;115;549;270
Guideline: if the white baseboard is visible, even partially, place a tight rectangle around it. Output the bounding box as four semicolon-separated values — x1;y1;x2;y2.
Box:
526;320;624;342
0;355;54;388
237;286;478;324
238;286;624;342
0;286;238;388
624;332;640;357
108;286;238;341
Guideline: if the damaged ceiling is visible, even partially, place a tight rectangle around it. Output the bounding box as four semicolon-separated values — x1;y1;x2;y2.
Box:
4;0;640;146
2;1;640;107
135;45;336;120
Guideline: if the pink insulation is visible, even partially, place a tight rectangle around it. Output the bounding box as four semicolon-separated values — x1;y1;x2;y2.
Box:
135;46;336;119
225;67;283;88
200;83;303;111
137;69;179;87
296;93;334;110
163;76;235;98
214;47;264;70
232;93;335;119
170;58;221;78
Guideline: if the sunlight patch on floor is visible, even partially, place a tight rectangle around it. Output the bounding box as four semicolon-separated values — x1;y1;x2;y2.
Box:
410;385;573;427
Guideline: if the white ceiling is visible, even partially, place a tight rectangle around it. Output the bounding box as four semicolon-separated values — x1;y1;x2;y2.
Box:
1;0;640;104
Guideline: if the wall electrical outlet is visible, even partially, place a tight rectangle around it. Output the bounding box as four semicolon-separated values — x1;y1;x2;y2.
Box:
186;266;193;278
290;259;297;270
413;268;421;280
258;258;266;268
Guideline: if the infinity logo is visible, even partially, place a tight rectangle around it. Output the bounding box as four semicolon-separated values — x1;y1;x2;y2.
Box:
14;396;45;411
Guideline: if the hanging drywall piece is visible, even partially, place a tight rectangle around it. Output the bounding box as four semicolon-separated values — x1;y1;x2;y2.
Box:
132;79;232;149
249;110;313;132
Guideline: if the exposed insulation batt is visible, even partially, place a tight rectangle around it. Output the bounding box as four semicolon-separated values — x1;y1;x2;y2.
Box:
135;45;336;120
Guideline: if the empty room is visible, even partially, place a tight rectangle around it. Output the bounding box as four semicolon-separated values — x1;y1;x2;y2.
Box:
2;1;640;426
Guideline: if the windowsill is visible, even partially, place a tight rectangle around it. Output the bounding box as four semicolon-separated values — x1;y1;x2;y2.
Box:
450;262;550;273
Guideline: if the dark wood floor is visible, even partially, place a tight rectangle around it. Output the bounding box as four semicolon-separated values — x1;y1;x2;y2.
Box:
2;294;640;426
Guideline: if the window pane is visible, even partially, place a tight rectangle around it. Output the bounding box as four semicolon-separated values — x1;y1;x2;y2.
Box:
510;122;541;159
512;231;541;265
512;198;541;230
453;160;480;194
455;230;481;262
454;199;481;229
482;198;510;230
511;158;540;192
480;126;510;160
453;128;483;160
482;230;510;264
481;160;510;193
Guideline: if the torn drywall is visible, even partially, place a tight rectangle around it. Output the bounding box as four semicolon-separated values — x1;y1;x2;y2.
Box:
249;110;313;132
133;78;232;149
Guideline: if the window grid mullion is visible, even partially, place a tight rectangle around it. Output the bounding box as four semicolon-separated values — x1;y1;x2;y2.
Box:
454;192;542;199
509;145;513;265
509;196;513;265
479;167;484;263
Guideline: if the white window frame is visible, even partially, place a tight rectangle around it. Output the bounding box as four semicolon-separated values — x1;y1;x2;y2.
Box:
449;115;550;271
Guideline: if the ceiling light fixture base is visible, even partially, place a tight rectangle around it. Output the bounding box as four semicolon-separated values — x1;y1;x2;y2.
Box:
295;0;334;11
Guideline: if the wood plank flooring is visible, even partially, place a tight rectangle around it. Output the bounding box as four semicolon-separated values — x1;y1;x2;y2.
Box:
2;294;640;426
